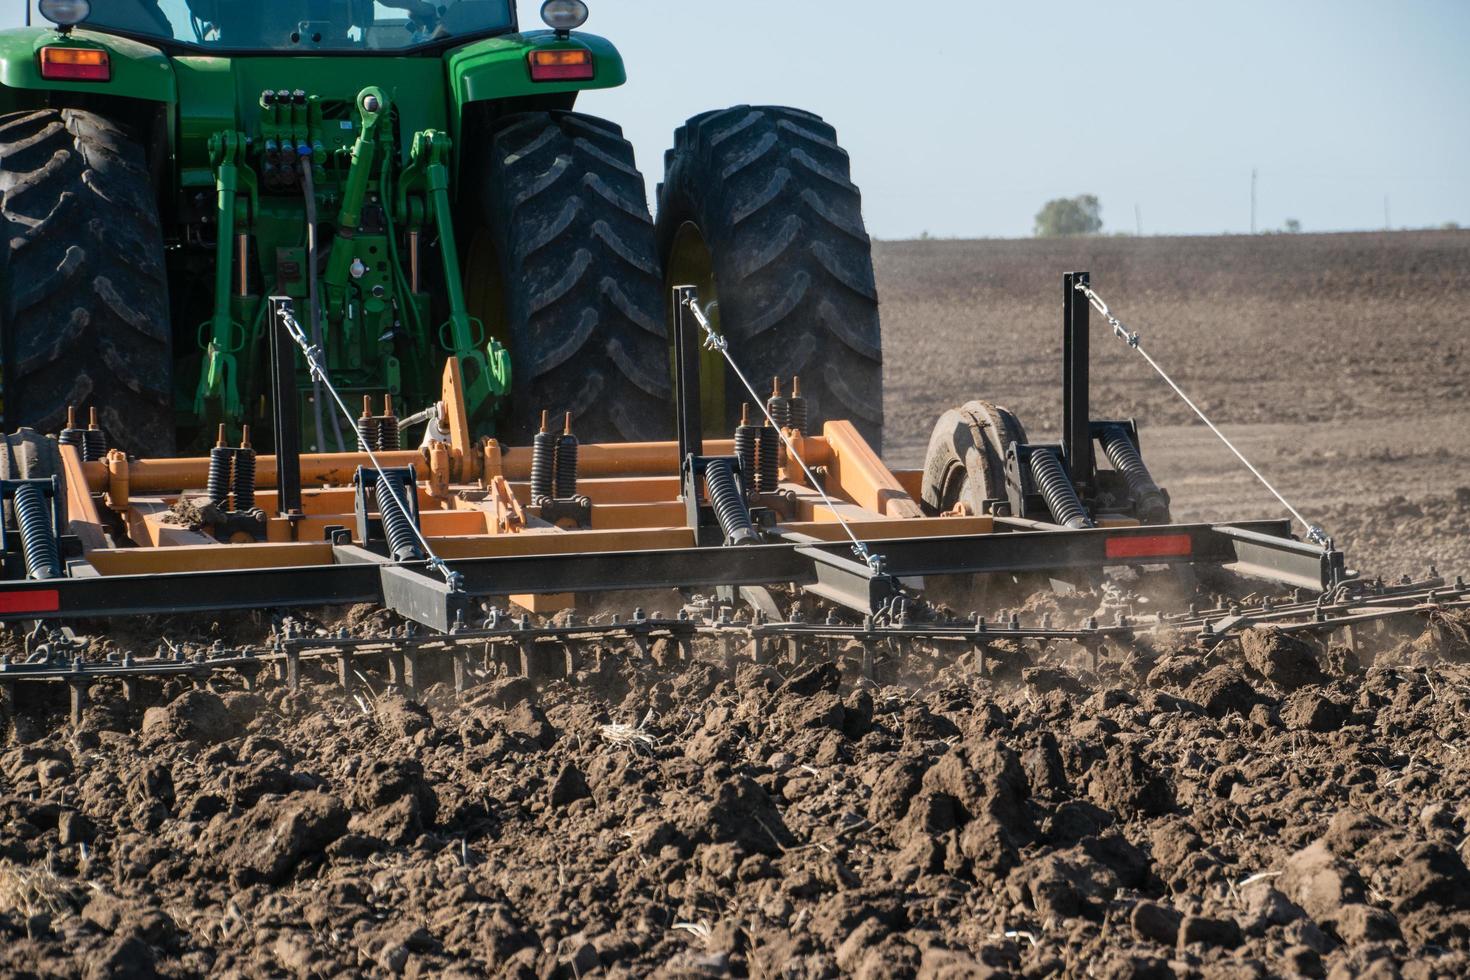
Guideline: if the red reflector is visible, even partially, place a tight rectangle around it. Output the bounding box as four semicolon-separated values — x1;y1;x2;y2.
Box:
39;46;111;81
528;49;594;81
0;589;61;614
1105;534;1194;560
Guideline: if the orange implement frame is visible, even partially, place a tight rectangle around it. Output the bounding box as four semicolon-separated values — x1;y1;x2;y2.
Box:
53;356;943;599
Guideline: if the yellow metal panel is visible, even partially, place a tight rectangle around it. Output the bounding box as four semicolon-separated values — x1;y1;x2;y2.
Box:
823;420;924;519
781;515;994;541
88;542;336;575
428;527;696;558
511;593;576;613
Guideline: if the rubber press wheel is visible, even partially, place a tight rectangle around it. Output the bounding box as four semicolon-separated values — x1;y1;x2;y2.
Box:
473;111;672;444
0;109;174;457
656;106;885;452
920;400;1029;517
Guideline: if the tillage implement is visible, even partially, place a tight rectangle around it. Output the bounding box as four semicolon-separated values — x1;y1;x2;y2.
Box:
1;1;1462;715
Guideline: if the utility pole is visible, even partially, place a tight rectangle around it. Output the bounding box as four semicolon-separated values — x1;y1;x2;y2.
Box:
1384;195;1391;231
1250;168;1258;235
1135;204;1142;237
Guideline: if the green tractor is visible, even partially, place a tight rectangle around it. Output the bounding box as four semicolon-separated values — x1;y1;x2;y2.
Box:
0;0;883;458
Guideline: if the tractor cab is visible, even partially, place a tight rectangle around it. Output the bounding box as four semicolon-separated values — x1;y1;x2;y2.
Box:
28;0;516;52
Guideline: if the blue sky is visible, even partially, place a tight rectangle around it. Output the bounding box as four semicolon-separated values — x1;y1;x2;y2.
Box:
7;0;1467;238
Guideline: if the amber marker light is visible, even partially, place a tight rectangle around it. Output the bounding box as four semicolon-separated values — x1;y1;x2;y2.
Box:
528;48;595;82
39;46;110;82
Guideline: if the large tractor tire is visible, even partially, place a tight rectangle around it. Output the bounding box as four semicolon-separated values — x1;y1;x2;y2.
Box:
656;106;884;452
0;109;173;457
920;401;1029;517
474;111;671;444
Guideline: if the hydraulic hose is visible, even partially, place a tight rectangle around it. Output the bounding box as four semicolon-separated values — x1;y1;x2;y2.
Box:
301;158;347;453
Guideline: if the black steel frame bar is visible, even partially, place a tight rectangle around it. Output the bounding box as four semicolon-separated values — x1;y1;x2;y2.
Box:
0;519;1325;625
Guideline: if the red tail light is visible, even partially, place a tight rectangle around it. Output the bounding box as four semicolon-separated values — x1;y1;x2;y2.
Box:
39;46;110;82
0;589;61;614
528;49;594;82
1105;534;1194;560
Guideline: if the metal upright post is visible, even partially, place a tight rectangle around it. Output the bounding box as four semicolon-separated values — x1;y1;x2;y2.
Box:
1062;272;1094;498
268;296;303;517
672;285;704;463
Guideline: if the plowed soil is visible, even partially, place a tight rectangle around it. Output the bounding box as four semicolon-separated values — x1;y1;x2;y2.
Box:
2;604;1469;979
3;231;1469;979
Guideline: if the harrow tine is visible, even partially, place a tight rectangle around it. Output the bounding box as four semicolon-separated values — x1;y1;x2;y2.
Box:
2;576;1462;725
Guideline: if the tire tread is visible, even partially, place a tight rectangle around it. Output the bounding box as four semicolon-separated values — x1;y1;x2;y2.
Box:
0;109;172;456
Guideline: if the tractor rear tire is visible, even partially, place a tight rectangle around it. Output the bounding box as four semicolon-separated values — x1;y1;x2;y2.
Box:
656;106;884;452
921;401;1029;517
478;111;671;444
0;109;173;457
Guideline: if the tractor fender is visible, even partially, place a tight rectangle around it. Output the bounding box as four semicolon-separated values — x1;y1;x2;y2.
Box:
446;31;626;109
0;27;176;112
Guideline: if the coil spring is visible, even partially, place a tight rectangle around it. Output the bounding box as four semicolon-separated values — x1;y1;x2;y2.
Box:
376;416;399;452
207;447;233;509
766;378;790;432
58;428;85;455
1030;449;1095;529
232;449;257;513
757;425;780;494
356;416;380;453
375;473;422;562
14;483;60;580
82;429;107;463
555;434;579;499
787;396;808;437
1099;428;1170;524
705;459;758;546
733;424;759;498
530;431;556;503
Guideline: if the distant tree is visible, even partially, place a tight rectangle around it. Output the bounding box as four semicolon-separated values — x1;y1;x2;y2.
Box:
1034;195;1103;237
1284;218;1301;233
1443;221;1462;231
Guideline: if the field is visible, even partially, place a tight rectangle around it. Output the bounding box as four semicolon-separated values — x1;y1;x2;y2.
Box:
1;232;1469;979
